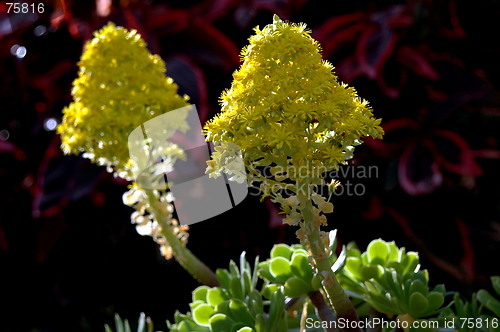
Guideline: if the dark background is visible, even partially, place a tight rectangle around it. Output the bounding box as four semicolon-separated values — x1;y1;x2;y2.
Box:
1;0;500;331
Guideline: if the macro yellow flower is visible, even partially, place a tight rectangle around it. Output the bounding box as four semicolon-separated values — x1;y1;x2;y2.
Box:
204;15;384;200
57;22;189;179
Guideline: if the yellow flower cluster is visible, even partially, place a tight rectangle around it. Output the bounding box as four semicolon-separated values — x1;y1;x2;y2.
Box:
205;16;383;223
57;22;189;178
204;15;383;189
57;22;191;257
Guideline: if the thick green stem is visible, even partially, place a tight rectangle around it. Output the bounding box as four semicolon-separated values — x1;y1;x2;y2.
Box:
297;180;360;332
145;190;219;287
309;290;341;332
305;220;360;332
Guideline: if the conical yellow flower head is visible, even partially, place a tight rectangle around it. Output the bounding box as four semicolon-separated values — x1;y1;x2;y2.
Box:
205;16;383;192
57;22;189;177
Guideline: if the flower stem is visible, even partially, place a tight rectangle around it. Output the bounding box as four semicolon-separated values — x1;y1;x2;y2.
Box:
309;290;341;332
296;179;360;332
304;219;360;332
145;189;219;287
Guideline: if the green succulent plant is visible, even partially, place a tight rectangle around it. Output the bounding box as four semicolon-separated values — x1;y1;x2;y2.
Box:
104;313;153;332
257;230;347;300
341;239;420;284
258;244;322;298
440;292;485;332
438;277;500;332
338;239;448;327
339;239;421;299
477;277;500;319
363;270;447;319
104;241;500;332
167;253;290;332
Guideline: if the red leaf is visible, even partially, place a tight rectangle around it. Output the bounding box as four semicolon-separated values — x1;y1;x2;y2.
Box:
356;26;398;80
424;83;448;102
320;22;370;59
473;149;500;159
194;0;290;29
165;54;209;123
383;118;420;133
431;130;482;176
364;118;419;153
456;218;475;282
289;0;309;12
376;61;407;99
449;0;466;38
314;12;368;42
0;140;25;160
193;0;242;22
123;5;148;39
145;8;190;34
181;17;240;72
395;46;439;80
398;142;443;195
32;136;105;218
32;136;64;218
335;55;365;83
387;14;413;29
361;195;383;220
314;12;368;58
30;60;76;108
386;206;464;281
